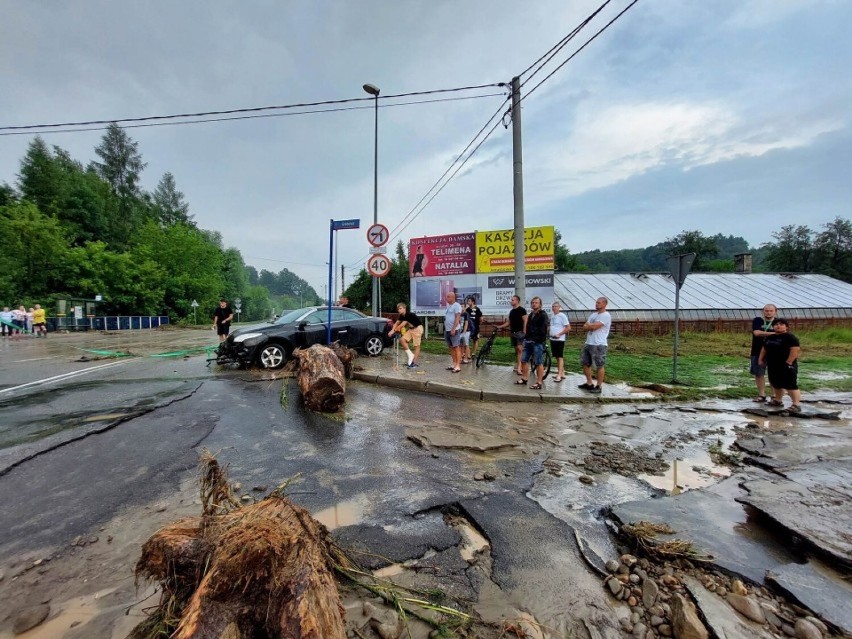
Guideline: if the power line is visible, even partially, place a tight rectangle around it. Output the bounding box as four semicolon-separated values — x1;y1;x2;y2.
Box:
522;0;640;101
346;94;512;270
0;92;505;137
0;83;506;132
345;0;639;273
518;0;614;87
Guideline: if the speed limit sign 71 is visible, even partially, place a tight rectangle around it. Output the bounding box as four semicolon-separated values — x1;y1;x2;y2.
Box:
366;254;392;277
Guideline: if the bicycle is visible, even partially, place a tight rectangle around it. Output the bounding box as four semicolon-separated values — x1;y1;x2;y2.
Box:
475;329;552;379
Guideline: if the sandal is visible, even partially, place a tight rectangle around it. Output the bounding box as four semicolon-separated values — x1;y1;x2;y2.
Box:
752;396;766;402
766;399;784;407
530;383;542;390
515;379;527;385
788;404;802;413
552;376;564;383
451;368;461;373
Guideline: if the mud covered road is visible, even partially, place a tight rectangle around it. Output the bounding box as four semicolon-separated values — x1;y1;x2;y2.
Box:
0;330;850;638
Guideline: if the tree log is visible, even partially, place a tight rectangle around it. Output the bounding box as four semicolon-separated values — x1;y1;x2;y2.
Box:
294;344;346;412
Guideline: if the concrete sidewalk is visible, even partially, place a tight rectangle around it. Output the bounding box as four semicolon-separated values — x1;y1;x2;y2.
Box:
353;351;658;403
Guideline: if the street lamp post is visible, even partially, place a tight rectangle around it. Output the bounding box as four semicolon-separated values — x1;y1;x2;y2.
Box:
363;83;380;316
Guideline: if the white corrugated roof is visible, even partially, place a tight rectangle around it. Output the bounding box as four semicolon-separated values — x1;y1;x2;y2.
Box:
554;273;852;314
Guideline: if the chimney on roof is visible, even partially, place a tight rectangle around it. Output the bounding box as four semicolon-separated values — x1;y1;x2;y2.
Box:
734;253;753;274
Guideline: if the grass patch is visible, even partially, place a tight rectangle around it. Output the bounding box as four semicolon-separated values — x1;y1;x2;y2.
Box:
417;329;851;399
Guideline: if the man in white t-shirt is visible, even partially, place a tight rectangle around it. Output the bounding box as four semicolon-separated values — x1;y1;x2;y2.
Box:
578;297;612;394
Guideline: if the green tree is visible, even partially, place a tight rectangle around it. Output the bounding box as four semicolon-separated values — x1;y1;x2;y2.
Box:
17;137;62;214
65;242;164;314
0;201;69;300
132;221;225;319
763;225;814;272
0;182;17;206
153;172;193;226
812;217;852;282
553;229;586;272
91;124;149;247
661;230;719;271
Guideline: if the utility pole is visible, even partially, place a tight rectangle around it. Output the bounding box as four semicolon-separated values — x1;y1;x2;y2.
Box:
341;265;345;299
511;76;526;304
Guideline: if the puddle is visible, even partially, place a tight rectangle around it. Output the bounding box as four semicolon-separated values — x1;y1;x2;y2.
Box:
807;371;849;381
453;518;490;562
3;588;116;639
82;413;133;422
640;456;730;493
313;494;370;530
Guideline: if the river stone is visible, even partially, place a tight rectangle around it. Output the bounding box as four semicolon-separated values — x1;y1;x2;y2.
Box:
650;615;665;626
12;604;50;634
805;617;828;636
731;578;748;595
726;593;766;624
607;576;623;596
684;576;775;639
642;576;659;608
658;624;672;637
632;622;647;637
794;619;823;639
766;561;852;635
605;560;620;573
671;593;708;639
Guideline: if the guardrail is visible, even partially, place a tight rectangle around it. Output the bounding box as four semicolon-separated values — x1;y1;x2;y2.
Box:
47;316;170;332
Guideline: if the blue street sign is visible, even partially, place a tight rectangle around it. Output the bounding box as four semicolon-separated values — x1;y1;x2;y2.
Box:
332;218;360;230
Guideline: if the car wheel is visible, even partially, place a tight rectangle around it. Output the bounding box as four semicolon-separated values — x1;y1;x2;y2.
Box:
257;343;287;369
363;334;384;357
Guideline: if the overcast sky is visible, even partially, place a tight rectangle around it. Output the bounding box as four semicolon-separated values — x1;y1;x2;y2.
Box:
2;0;850;294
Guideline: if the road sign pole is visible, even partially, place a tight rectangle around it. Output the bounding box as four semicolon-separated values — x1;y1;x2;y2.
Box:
328;219;334;344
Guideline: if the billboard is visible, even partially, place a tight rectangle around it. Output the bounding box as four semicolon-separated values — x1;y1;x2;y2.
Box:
411;273;554;316
475;225;555;273
409;233;476;277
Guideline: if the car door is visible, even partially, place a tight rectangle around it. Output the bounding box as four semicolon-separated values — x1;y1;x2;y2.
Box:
331;309;364;347
299;310;329;347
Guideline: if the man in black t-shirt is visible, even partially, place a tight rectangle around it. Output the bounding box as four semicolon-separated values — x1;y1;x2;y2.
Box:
390;302;423;368
520;296;549;389
758;318;802;413
749;303;777;402
213;299;234;342
498;295;527;374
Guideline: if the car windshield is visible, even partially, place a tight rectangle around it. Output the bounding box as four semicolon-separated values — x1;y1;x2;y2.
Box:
274;308;311;325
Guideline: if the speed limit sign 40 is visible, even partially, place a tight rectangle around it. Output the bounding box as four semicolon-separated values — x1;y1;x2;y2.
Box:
366;254;392;277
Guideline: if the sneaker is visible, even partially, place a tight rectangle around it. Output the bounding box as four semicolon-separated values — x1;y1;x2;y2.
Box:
589;386;602;394
578;383;594;390
407;362;418;369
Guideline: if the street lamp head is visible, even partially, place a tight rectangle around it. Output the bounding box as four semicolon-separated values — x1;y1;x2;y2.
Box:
362;83;380;97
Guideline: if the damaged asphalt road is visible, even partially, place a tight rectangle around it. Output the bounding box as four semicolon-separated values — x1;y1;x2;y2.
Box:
0;335;850;638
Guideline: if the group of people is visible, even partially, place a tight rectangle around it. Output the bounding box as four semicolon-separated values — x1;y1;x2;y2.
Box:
497;294;610;391
388;292;613;392
750;304;802;412
0;304;48;338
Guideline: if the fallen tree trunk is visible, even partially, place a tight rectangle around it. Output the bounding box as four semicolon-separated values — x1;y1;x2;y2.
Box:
131;453;346;639
294;344;346;412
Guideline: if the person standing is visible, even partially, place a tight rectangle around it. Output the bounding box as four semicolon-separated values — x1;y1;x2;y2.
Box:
389;302;423;368
578;297;612;394
750;304;777;402
462;296;482;362
758;318;802;413
212;298;234;343
519;296;549;389
498;295;527;375
0;306;12;337
444;291;463;373
549;301;570;382
11;305;26;338
32;304;47;337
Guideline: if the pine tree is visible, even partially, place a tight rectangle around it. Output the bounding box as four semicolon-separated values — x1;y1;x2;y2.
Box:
153;172;193;226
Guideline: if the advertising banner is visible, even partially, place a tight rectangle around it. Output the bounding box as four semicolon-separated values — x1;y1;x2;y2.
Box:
475;225;555;273
409;233;476;277
410;273;554;316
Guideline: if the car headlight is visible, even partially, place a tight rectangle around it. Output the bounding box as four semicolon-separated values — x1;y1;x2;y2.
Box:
233;332;264;344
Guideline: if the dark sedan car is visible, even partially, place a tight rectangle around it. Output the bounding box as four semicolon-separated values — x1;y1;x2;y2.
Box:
216;306;393;369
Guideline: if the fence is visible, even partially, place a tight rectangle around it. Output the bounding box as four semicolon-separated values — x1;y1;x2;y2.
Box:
47;316;170;332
